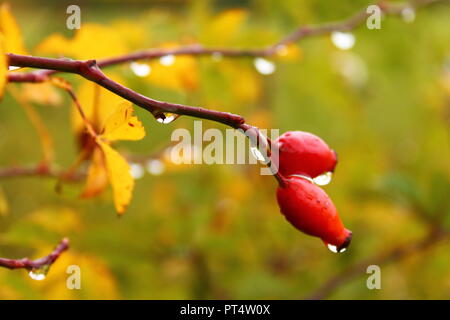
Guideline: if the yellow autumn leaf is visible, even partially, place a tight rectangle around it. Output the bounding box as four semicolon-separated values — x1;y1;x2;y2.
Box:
20;82;63;107
35;23;128;60
145;43;198;91
202;9;248;45
97;141;134;214
0;35;6;99
101;102;145;141
81;148;109;198
72;75;127;134
0;3;27;54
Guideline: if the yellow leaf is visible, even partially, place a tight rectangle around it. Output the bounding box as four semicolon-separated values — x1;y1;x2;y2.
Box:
35;23;128;60
101;102;146;142
25;207;83;233
72;75;126;134
20;82;62;107
81;148;109;198
0;3;27;54
146;46;198;91
0;35;6;100
97;141;134;214
202;9;248;45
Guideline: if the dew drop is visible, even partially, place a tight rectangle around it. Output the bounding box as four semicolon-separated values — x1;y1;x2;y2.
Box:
130;163;145;179
130;62;151;77
146;159;165;176
313;172;333;186
254;57;276;75
155;112;178;124
327;243;346;253
211;52;223;62
331;31;356;50
401;7;416;23
250;146;270;164
28;265;49;281
160;54;175;66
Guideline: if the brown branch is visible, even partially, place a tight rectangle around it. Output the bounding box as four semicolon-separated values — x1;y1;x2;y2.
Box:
306;228;448;300
0;163;83;181
8;55;246;128
6;0;448;84
0;238;69;270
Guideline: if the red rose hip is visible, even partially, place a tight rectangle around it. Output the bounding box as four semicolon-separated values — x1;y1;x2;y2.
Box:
273;131;337;179
276;175;352;252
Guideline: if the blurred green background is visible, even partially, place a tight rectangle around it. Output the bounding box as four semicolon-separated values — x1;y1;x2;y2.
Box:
0;0;450;299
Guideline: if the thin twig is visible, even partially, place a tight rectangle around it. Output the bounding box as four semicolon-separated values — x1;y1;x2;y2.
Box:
6;0;448;83
0;238;69;270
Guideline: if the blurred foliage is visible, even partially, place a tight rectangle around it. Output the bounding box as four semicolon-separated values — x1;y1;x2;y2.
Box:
0;0;450;299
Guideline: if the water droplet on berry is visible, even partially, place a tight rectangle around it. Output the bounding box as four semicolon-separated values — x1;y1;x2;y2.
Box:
28;265;49;280
130;163;145;179
327;243;346;253
155;112;178;124
146;159;165;176
254;58;276;75
401;6;416;23
160;54;175;66
313;172;333;186
331;31;355;50
130;62;151;77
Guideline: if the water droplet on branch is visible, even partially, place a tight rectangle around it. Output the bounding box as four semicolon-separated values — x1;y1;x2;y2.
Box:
154;112;178;124
401;7;416;23
254;58;276;75
331;31;355;50
130;62;151;77
130;163;145;179
28;265;50;281
146;159;165;176
250;145;270;164
211;52;223;62
160;54;175;66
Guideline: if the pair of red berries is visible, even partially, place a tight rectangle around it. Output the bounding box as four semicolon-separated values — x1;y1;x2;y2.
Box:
273;131;352;253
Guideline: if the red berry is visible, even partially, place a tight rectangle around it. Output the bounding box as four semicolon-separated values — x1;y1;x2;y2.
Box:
273;131;337;178
276;176;352;252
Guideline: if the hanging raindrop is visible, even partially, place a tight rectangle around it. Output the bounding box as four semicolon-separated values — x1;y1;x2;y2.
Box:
211;52;223;62
28;265;50;281
155;112;178;124
331;31;356;50
313;172;333;186
160;54;175;66
327;243;347;253
401;6;416;23
146;159;165;176
254;57;276;75
130;62;151;77
130;163;145;179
